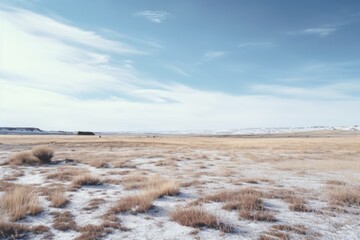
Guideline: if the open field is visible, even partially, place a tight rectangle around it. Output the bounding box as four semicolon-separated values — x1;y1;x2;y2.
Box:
0;133;359;239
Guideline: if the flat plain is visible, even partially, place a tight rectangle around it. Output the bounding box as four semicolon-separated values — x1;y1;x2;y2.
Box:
0;132;359;239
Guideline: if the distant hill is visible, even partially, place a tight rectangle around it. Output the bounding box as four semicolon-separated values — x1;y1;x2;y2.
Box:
0;127;72;135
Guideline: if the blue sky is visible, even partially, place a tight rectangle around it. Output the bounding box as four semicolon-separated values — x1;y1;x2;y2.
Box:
0;0;359;131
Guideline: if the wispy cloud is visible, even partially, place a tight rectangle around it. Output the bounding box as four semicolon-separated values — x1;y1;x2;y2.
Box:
203;51;226;61
250;82;360;100
0;6;152;98
134;10;171;23
165;64;190;77
288;27;337;37
1;8;143;54
237;41;274;48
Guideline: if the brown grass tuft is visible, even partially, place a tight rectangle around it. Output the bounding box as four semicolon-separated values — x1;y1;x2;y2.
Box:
31;146;54;164
328;186;360;206
8;152;39;166
271;224;307;235
267;189;311;212
326;180;346;186
0;221;29;239
0;186;42;221
239;210;276;222
204;188;263;203
72;174;102;188
259;230;290;240
88;159;109;168
75;220;128;240
0;221;50;239
288;198;311;212
49;189;69;208
47;167;88;181
111;192;155;213
75;224;106;240
203;188;276;222
110;175;179;214
146;175;180;198
83;198;106;211
121;175;148;190
171;207;232;232
52;211;77;231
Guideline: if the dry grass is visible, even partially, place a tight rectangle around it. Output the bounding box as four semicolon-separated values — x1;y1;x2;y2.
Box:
110;176;179;214
171;207;232;232
0;181;18;192
120;174;179;194
72;174;102;188
75;224;107;240
0;221;50;239
8;146;54;165
83;198;106;211
75;220;127;240
267;189;311;212
0;221;29;239
271;224;307;235
327;186;360;206
49;189;69;208
31;146;54;164
121;175;149;190
88;159;109;168
259;230;290;240
239;210;276;222
52;211;77;231
146;175;180;198
259;224;307;240
204;188;263;203
2;171;25;181
326;180;346;186
8;152;39;166
107;170;131;175
47;167;89;181
202;188;276;222
181;180;203;187
112;159;137;168
287;197;310;212
111;192;155;213
0;186;42;221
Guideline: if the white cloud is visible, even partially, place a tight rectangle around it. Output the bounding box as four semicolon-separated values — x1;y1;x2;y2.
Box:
134;10;171;23
2;82;359;131
0;6;359;131
289;27;337;37
0;7;149;97
203;51;226;62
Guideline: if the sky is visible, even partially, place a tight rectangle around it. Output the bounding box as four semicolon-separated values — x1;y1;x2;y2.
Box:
0;0;360;131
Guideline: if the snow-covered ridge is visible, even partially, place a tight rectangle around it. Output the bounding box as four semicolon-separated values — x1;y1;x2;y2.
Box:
0;127;72;135
103;125;360;136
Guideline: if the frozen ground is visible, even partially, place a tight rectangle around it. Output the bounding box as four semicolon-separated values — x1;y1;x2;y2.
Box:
0;134;359;239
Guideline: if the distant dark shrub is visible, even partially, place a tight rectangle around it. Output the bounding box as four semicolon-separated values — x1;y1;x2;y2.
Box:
77;131;95;136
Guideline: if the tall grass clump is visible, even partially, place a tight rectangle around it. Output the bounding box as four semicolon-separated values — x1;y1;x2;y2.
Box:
0;186;42;221
31;146;54;164
8;152;38;166
9;146;54;165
